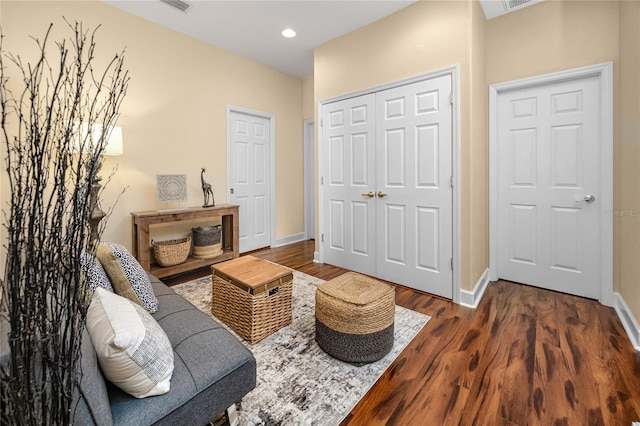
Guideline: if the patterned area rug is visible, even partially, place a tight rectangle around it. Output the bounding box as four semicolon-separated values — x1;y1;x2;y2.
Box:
172;270;430;425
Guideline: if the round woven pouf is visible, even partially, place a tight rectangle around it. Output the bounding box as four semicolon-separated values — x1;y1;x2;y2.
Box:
315;272;395;365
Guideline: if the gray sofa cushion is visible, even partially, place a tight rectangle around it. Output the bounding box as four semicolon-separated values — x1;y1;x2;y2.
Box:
74;328;114;425
108;276;256;426
1;319;113;426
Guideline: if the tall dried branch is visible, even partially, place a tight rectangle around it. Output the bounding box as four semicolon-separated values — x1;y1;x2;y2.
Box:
0;21;129;425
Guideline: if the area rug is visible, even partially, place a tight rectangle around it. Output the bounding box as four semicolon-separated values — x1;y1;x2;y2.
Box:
172;269;430;425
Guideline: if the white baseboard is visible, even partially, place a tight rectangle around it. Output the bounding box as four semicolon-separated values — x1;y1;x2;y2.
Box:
273;232;306;248
313;251;321;263
460;268;490;308
614;292;640;352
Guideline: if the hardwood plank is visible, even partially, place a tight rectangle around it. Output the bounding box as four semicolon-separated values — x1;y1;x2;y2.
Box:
535;288;560;348
498;313;536;423
454;281;508;391
529;340;583;425
593;358;640;425
459;324;512;425
555;293;605;424
345;315;469;424
398;317;472;421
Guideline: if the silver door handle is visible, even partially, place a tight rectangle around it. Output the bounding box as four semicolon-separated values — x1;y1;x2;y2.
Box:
576;195;595;203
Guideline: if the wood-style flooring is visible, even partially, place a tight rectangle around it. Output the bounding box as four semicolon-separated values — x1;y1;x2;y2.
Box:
164;240;640;426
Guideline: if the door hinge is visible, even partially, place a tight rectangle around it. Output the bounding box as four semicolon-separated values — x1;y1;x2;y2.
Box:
449;92;453;105
321;234;324;242
450;176;454;188
321;118;324;127
321;176;324;185
450;258;453;270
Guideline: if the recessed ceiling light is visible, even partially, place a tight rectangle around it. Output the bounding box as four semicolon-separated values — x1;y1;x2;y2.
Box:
281;28;296;38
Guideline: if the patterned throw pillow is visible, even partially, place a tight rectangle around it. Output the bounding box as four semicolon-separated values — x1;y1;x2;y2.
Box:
80;253;114;293
96;242;158;313
86;288;174;398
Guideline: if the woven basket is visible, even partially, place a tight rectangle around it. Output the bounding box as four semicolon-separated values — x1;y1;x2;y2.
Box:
192;242;223;259
315;272;395;335
212;273;293;344
151;236;191;267
192;225;221;246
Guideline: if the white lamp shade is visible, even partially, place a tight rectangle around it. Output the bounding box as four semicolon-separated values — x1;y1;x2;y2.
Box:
104;126;123;156
73;122;123;156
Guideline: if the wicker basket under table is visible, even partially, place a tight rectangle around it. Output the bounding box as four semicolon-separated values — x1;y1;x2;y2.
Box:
211;256;293;344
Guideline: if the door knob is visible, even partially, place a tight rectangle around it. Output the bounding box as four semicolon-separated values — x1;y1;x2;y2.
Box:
361;191;375;198
377;191;388;198
576;194;595;203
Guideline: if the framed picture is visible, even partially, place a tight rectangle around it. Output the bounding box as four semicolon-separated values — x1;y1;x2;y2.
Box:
156;174;188;204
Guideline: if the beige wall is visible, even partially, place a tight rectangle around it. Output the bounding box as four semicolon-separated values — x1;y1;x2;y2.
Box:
0;0;304;249
469;0;488;287
315;0;485;291
315;1;470;99
618;1;640;321
486;1;619;85
303;75;314;120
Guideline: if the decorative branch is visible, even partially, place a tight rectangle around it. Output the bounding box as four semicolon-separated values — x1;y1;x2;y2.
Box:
0;21;129;425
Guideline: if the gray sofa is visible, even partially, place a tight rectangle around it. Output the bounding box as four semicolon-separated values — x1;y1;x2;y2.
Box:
2;273;257;425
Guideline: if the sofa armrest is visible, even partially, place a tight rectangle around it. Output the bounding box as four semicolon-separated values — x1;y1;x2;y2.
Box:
107;275;256;426
1;312;113;426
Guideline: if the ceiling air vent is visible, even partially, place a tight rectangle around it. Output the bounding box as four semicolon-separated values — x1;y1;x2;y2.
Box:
503;0;534;12
160;0;191;13
480;0;543;19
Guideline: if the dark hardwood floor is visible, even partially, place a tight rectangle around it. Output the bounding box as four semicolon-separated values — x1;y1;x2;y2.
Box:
164;240;640;425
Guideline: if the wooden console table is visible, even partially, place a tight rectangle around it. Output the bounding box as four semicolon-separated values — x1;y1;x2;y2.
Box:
131;205;239;278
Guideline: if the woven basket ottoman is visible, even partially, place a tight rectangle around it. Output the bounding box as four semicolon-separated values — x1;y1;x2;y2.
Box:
212;256;293;344
315;272;395;365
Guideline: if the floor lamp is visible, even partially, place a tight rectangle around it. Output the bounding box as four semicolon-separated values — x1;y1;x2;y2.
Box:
78;123;124;241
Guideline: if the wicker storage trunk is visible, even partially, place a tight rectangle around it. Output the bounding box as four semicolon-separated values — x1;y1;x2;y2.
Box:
211;256;293;344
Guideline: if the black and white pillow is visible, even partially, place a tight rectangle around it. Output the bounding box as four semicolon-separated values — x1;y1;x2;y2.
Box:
86;288;173;398
96;242;158;313
80;253;114;293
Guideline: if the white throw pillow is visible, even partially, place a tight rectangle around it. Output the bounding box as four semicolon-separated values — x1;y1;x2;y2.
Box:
86;288;174;398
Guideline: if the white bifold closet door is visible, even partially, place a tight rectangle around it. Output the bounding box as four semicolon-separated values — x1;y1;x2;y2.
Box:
322;75;453;299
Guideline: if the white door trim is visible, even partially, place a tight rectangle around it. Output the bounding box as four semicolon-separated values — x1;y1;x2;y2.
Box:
318;65;461;303
489;62;613;306
226;105;277;249
303;119;315;240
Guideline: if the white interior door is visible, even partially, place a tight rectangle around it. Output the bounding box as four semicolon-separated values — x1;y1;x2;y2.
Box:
228;109;271;253
321;75;453;299
376;76;453;297
322;94;377;274
497;75;600;299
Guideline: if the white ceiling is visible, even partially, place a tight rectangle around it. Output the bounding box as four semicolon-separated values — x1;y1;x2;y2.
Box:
102;0;417;79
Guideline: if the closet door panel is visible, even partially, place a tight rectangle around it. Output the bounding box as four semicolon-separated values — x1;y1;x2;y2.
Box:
322;94;377;275
375;75;453;298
